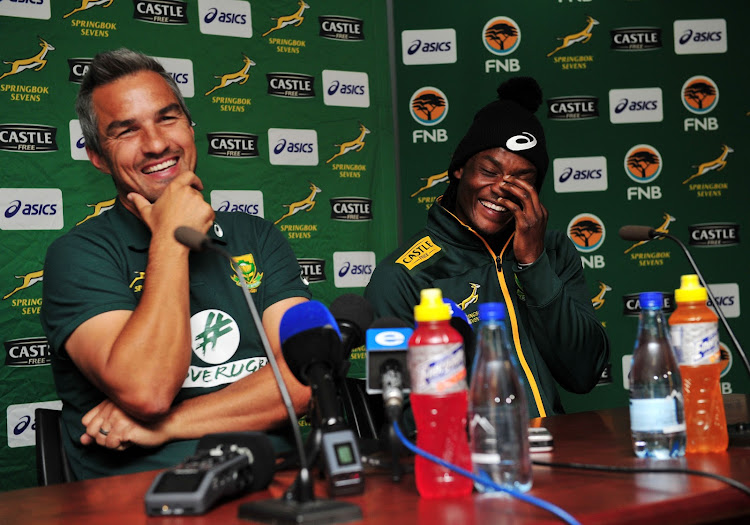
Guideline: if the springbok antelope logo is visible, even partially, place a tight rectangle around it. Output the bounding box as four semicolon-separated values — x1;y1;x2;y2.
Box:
624;213;675;254
591;281;612;310
262;0;310;38
411;171;449;198
3;270;43;300
0;38;55;82
547;16;599;57
63;0;115;19
326;122;370;163
683;144;734;185
76;198;116;225
205;54;256;96
274;182;322;225
459;283;481;310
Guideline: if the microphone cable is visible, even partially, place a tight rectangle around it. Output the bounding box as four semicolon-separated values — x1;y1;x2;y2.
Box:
530;459;750;497
391;420;581;525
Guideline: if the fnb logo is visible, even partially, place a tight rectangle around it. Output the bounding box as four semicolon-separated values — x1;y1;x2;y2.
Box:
567;213;605;253
681;75;719;115
198;0;252;38
322;70;369;107
410;87;448;126
483;16;520;56
609;88;663;123
624;144;662;184
402;28;457;65
674;19;727;55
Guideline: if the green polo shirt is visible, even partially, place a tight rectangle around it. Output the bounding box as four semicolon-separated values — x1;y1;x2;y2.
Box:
41;199;310;480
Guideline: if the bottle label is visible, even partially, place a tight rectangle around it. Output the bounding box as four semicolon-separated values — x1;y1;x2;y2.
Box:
670;322;720;365
410;342;466;394
629;397;686;433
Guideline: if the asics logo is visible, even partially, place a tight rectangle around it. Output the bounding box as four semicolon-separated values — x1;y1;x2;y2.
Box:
505;132;537;151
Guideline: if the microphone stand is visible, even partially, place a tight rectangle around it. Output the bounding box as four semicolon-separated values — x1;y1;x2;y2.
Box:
174;228;361;524
651;231;749;378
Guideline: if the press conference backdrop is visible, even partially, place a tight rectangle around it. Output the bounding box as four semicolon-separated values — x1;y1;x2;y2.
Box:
0;0;396;491
393;0;748;424
0;0;748;493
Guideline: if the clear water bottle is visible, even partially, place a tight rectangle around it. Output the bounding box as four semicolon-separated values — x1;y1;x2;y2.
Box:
468;302;532;493
629;292;686;459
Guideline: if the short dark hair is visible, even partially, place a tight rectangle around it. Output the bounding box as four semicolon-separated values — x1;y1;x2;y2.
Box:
75;48;192;156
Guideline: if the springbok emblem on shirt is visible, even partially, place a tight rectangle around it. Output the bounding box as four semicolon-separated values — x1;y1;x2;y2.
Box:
591;281;612;310
459;283;481;310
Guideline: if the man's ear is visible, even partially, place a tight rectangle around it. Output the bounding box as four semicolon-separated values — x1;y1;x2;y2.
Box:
453;167;463;181
86;147;110;175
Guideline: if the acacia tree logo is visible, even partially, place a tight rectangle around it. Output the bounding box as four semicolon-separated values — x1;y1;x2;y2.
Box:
567;213;605;253
482;17;521;56
624;144;662;184
409;87;448;126
681;75;719;114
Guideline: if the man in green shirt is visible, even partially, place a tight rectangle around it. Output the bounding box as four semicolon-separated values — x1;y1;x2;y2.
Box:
365;77;609;418
41;49;311;479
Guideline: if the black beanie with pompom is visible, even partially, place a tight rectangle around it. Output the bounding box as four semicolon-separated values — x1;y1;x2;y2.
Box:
447;77;548;191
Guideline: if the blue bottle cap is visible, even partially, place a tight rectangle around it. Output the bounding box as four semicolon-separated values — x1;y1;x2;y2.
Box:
639;292;663;310
479;302;506;321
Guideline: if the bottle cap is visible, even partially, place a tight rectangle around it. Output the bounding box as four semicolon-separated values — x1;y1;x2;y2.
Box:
674;274;708;303
479;302;506;321
413;288;451;322
639;291;663;310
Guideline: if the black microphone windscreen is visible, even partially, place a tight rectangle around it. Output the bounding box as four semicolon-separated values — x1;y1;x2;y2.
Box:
174;226;208;251
330;294;375;354
618;225;656;242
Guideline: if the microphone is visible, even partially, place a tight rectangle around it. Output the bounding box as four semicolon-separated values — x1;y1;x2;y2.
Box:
279;301;345;430
173;226;362;523
279;301;366;497
329;294;375;360
618;225;748;378
365;317;413;420
443;297;477;376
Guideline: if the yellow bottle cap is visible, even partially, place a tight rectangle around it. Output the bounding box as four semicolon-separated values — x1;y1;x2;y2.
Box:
413;288;451;322
675;274;708;302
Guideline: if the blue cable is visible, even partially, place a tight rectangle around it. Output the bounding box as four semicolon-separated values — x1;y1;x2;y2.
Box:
392;420;581;525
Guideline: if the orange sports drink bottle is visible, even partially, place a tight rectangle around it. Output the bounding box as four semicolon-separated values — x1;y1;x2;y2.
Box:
668;274;728;453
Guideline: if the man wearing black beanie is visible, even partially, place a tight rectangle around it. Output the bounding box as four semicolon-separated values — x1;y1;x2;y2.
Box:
365;77;610;419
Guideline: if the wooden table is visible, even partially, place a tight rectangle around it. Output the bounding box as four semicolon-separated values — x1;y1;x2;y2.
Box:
3;407;749;524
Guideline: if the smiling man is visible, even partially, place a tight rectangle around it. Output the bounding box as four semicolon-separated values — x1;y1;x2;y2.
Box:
40;49;311;480
365;77;609;419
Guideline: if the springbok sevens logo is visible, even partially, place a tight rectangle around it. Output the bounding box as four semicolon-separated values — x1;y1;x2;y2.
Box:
0;37;55;82
63;0;115;18
411;171;449;198
624;213;675;254
483;16;520;55
326;122;370;163
230;254;263;292
547;16;599;57
3;270;43;300
77;198;116;225
684;144;733;184
567;213;605;253
274;182;321;225
261;0;310;38
591;281;612;310
205;54;256;96
458;283;481;310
